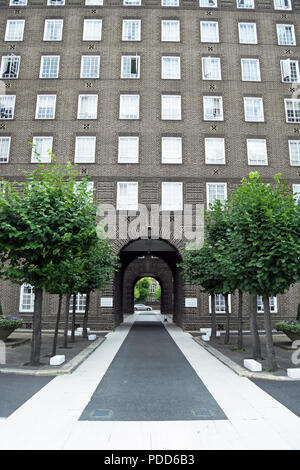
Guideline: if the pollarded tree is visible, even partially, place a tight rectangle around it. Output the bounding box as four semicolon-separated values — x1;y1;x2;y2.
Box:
229;172;300;371
0;162;97;365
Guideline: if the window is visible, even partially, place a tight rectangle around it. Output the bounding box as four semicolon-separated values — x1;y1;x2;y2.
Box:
161;20;180;42
117;182;138;210
277;24;296;45
69;294;86;313
200;21;219;43
40;56;60;78
35;95;56;119
161;137;182;164
288;140;300;166
124;0;141;5
5;20;25;41
206;183;227;209
203;96;223;120
161;56;181;79
0;95;15;119
80;55;100;78
205;138;225;164
10;0;27;5
0;55;20;79
121;55;140;78
44;19;63;41
83;19;102;41
247;139;268;165
241;58;260;81
285;99;300;123
77;94;98;119
238;23;257;44
274;0;291;9
162;0;179;5
118;137;139;163
200;0;217;7
202;57;221;80
244;97;264;121
209;294;232;313
293;184;300;203
122;20;141;41
0;137;11;163
237;0;254;8
280;59;299;82
47;0;65;5
85;0;103;4
31;137;53;163
161;95;181;120
74;136;96;163
119;94;139;119
161;182;183;210
257;296;277;313
19;284;34;312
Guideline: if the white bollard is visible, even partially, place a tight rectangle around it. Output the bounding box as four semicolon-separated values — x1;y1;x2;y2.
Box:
88;334;97;341
50;355;65;366
244;359;262;372
287;368;300;379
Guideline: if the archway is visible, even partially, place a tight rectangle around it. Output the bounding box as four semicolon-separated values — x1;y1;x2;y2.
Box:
133;276;161;312
113;238;184;327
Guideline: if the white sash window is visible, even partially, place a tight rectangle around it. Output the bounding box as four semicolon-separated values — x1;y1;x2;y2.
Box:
205;138;225;164
0;137;11;163
44;19;63;41
161;20;180;42
31;137;53;163
161;182;183;210
74;136;96;163
161;95;181;120
0;95;15;119
203;96;223;120
161;137;182;164
247;139;268;165
119;94;139;119
77;95;98;119
83;19;102;41
5;20;25;41
118;137;139;163
35;95;56;119
202;57;221;80
200;21;219;43
117;182;138;210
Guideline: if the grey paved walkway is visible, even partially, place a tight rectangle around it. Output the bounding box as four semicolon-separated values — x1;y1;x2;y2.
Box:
80;321;227;421
252;379;300;417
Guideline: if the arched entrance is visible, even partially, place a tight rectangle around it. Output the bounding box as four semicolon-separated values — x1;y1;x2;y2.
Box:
113;238;184;327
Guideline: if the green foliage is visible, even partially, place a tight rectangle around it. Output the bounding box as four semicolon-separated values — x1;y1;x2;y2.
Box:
134;277;151;303
154;284;161;301
0;317;23;330
275;321;300;335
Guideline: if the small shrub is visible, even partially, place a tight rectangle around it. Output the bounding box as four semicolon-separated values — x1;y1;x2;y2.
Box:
275;321;300;335
0;317;23;330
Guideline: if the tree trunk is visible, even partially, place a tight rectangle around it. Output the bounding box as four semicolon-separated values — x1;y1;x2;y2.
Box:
224;294;230;344
237;289;243;350
263;295;278;371
30;287;43;366
51;294;63;357
63;294;71;349
250;304;262;360
70;293;76;343
82;292;90;339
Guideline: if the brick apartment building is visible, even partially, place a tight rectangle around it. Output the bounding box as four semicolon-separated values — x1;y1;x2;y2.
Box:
0;0;299;331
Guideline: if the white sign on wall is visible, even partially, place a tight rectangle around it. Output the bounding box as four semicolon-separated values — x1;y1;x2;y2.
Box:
185;297;198;308
101;297;113;307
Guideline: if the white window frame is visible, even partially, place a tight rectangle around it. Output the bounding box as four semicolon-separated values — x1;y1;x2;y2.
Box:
31;136;53;163
43;19;63;41
241;58;261;81
203;96;223;121
0;137;11;163
276;24;296;46
77;94;98;119
122;19;141;41
83;19;102;41
247;139;268;165
209;294;232;314
237;0;254;8
117;182;138;210
285;99;300;123
74;136;96;163
202;57;221;80
293;184;300;203
19;284;35;313
0;55;20;79
85;0;103;5
244;97;264;122
280;59;299;83
274;0;291;9
80;55;100;79
161;56;181;79
47;0;65;5
40;55;60;79
35;95;56;120
161;0;179;5
206;182;227;209
257;296;278;313
121;55;140;79
238;22;257;44
119;94;140;119
161;182;183;211
0;95;16;120
200;0;217;7
161;137;182;164
205;137;225;164
161;94;181;120
200;21;219;43
5;20;25;42
161;20;180;42
123;0;141;5
288;140;300;166
9;0;27;5
69;293;87;313
118;136;139;163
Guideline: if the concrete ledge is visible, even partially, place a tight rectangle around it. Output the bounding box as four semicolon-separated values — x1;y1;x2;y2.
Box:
192;336;300;381
0;336;106;376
